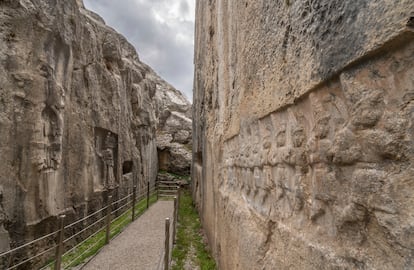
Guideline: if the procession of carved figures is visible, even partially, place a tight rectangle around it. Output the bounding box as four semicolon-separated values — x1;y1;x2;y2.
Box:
222;71;413;239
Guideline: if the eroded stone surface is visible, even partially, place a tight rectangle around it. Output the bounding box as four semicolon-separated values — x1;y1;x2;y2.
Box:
0;0;189;266
193;1;414;269
154;75;192;175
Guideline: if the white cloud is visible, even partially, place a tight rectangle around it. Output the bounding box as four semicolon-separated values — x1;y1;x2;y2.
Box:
83;0;195;101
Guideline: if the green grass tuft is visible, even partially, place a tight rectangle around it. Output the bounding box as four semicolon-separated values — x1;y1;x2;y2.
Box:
172;190;216;270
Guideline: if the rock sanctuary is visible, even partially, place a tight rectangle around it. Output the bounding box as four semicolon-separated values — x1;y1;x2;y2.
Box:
0;0;191;266
193;1;414;269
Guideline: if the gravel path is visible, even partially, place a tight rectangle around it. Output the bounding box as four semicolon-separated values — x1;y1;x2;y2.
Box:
81;200;174;270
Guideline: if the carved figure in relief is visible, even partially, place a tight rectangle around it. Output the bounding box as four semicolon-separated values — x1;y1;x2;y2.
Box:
332;127;361;165
307;111;334;221
286;124;308;213
268;123;289;200
260;155;274;214
32;74;65;172
250;122;273;210
228;166;236;189
97;132;117;189
260;123;273;166
250;126;261;168
350;89;384;129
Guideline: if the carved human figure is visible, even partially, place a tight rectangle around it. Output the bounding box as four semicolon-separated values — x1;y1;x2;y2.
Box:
97;132;117;189
350;89;384;129
250;125;261;168
307;113;334;221
260;124;273;166
258;140;274;212
268;124;289;200
286;124;308;213
249;123;273;209
332;127;362;165
32;80;65;172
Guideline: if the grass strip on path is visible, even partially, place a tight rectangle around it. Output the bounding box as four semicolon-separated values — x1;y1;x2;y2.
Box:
172;189;216;270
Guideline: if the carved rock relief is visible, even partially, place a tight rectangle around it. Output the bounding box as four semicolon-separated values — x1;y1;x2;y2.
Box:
94;128;118;190
30;64;65;174
221;41;414;249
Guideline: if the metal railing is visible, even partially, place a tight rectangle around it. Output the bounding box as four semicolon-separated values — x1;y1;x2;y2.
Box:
0;181;159;270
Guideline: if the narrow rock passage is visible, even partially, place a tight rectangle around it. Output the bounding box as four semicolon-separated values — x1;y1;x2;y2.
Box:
82;201;174;270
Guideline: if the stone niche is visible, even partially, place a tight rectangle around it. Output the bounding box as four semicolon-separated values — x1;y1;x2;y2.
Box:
122;160;134;192
94;127;118;191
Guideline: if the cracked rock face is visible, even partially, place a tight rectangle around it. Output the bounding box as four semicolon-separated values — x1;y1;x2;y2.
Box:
0;0;189;265
193;1;414;269
153;75;192;175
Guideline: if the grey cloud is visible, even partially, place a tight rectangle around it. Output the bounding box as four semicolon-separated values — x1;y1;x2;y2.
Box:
83;0;194;101
179;0;190;17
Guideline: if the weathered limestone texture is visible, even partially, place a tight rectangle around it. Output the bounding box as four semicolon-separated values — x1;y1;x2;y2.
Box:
193;1;414;269
0;0;189;263
153;76;192;175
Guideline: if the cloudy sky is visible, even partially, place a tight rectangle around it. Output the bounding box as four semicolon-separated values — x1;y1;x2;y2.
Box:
83;0;195;101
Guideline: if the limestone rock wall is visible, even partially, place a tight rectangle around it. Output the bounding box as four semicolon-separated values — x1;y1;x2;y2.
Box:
193;1;414;269
0;0;162;254
153;75;192;175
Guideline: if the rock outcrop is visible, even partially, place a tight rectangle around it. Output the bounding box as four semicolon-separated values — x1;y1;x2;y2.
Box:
0;0;189;264
153;76;192;175
193;1;414;269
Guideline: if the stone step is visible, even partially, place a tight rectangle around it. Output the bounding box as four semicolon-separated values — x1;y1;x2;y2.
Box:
158;189;178;194
157;180;178;185
157;184;179;189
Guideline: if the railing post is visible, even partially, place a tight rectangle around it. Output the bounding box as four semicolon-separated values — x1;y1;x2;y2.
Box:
156;181;159;201
54;214;65;270
172;197;177;244
164;218;170;270
146;181;150;209
132;185;137;221
177;187;181;223
105;195;113;245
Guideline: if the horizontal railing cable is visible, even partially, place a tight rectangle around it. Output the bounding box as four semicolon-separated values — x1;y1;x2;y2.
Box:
64;191;133;231
63;234;106;269
108;217;131;235
61;223;106;259
137;191;146;199
63;215;107;244
6;244;57;270
0;229;59;258
64;206;109;230
111;199;132;215
111;193;133;206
